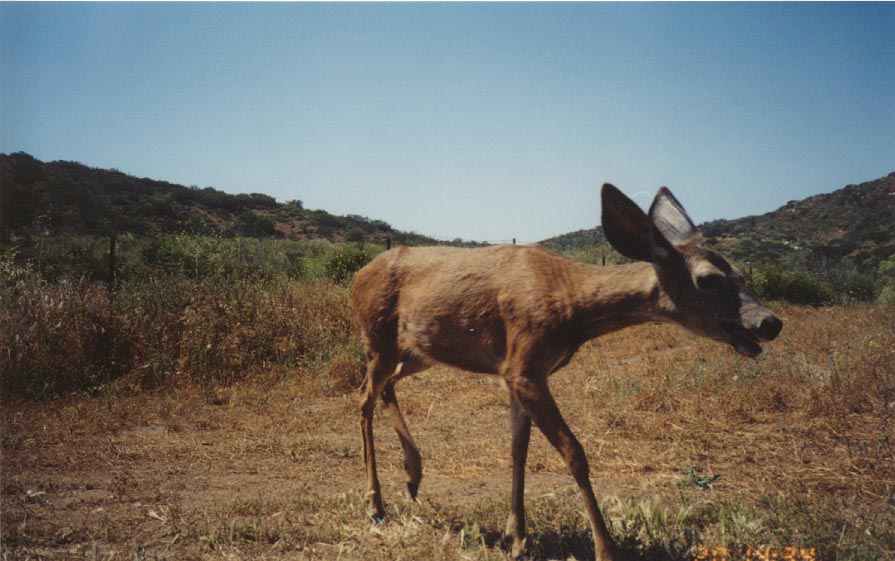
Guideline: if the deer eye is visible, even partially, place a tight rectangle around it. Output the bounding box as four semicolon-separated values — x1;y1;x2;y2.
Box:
697;273;726;292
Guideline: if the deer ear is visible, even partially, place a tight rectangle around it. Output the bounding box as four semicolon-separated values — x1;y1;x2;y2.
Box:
649;187;697;247
601;183;656;262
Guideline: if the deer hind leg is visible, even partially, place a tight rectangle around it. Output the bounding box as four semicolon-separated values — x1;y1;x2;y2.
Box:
505;391;532;559
507;374;617;561
381;379;423;500
359;352;395;521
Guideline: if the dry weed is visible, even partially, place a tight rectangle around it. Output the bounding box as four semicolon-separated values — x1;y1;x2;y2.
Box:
1;273;359;397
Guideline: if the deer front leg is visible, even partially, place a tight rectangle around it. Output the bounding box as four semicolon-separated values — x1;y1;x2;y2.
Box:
506;392;532;559
381;381;423;500
508;374;617;561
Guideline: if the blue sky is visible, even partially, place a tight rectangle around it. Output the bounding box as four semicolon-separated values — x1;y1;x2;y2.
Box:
2;3;893;243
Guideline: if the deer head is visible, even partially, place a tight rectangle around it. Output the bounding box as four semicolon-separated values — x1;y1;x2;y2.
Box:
601;183;782;357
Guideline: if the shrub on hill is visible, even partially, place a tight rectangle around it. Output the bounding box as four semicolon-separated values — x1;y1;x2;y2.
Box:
750;267;835;306
324;244;376;284
747;265;882;305
234;211;278;238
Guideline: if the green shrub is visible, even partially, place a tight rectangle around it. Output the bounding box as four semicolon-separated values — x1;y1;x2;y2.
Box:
750;267;835;306
234;211;278;238
834;269;879;302
877;258;895;304
29;235;113;283
323;244;375;284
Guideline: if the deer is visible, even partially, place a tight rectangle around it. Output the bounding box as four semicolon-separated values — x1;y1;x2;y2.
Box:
351;184;782;561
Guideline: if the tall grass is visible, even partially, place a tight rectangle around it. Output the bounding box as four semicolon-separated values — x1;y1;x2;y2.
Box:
1;236;376;398
1;272;361;398
0;268;126;397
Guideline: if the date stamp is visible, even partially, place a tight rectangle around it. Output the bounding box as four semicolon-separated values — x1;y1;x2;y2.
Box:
695;546;817;561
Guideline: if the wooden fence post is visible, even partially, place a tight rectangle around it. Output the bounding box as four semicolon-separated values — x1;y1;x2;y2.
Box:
108;231;116;295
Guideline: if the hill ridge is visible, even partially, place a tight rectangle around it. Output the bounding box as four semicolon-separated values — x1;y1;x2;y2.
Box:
2;152;892;269
541;172;895;271
0;152;483;248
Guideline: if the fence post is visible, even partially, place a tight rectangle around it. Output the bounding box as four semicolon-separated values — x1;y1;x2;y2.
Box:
108;231;116;295
106;230;117;392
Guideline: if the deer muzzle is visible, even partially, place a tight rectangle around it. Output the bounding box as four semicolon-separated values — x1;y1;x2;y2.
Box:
723;310;782;357
756;314;783;341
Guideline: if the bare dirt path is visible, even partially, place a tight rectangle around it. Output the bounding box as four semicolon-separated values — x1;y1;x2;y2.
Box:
3;365;586;559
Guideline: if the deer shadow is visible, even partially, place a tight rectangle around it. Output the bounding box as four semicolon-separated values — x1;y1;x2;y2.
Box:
455;524;679;561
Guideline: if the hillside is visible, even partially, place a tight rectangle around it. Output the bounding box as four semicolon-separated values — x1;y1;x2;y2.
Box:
538;226;608;255
701;173;895;269
3;152;892;271
542;173;895;271
0;152;471;247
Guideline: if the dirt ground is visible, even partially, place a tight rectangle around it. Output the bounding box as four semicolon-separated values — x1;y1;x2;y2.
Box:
3;314;894;560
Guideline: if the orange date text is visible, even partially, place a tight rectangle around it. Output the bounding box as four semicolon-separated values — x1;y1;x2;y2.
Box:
695;546;817;561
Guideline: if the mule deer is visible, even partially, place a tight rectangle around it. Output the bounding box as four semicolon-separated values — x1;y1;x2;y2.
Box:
352;184;782;561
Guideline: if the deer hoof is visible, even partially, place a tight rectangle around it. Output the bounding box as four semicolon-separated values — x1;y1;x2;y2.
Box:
407;481;419;501
507;536;528;560
365;497;385;522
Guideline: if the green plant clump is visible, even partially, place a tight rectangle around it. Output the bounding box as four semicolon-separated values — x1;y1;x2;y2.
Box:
323;244;376;284
750;267;835;306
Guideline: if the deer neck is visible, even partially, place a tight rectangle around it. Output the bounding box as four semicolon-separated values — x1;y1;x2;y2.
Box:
573;261;672;340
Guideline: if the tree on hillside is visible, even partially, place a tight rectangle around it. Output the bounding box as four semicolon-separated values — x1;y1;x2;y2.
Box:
0;152;46;241
234;211;277;238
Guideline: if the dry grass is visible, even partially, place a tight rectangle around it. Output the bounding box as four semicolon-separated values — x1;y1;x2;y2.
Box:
2;298;894;560
1;265;360;397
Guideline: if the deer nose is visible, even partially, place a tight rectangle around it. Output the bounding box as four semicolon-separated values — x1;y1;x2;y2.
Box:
757;314;783;341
